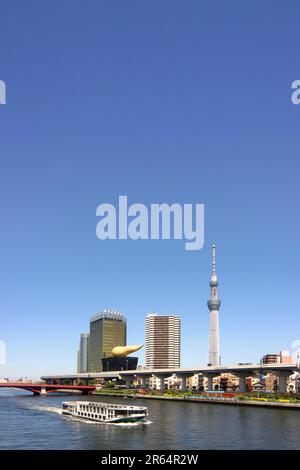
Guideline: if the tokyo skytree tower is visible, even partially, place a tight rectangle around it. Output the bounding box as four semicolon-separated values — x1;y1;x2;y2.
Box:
207;244;221;366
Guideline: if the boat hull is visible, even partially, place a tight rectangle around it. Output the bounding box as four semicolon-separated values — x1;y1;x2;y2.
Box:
62;410;146;424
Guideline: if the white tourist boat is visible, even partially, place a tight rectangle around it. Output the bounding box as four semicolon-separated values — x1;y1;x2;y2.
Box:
62;401;148;424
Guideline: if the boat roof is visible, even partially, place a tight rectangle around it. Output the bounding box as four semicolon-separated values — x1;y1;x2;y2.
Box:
62;401;147;411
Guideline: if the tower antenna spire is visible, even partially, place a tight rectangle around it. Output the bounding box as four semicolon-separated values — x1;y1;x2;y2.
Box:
212;244;216;275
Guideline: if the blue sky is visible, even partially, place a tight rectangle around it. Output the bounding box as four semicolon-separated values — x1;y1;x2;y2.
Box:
0;1;300;379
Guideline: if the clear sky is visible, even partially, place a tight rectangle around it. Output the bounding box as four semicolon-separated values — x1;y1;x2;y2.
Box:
0;1;300;379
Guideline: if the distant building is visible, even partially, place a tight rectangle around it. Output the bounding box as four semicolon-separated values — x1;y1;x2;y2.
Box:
145;313;180;369
264;374;277;392
261;351;293;365
288;372;300;393
261;353;280;364
187;374;201;390
88;309;126;372
252;381;264;391
77;333;90;373
246;376;261;392
280;350;293;364
218;373;239;391
77;351;81;373
102;356;138;372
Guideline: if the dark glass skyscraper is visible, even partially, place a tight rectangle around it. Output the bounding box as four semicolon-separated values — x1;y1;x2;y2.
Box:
87;309;127;372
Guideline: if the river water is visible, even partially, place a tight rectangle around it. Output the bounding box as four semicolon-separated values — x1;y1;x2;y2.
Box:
0;389;299;450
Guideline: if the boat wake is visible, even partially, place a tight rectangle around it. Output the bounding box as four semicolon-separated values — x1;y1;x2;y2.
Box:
30;405;63;415
113;418;152;427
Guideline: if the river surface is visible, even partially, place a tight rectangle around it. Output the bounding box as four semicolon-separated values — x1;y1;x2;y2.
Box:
0;389;300;449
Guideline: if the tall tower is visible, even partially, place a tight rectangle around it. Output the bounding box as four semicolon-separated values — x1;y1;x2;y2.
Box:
207;244;221;366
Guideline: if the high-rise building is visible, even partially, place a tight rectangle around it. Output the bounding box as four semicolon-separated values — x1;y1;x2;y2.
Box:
88;309;126;372
146;313;180;369
207;244;221;366
77;333;90;373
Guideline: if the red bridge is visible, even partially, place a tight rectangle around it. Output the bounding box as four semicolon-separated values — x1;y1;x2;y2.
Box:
0;382;96;396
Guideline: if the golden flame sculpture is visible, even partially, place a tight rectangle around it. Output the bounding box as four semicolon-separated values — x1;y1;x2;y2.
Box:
111;344;143;357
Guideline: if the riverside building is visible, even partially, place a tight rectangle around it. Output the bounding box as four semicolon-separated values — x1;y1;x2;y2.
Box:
88;309;127;372
77;333;90;373
145;313;180;369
